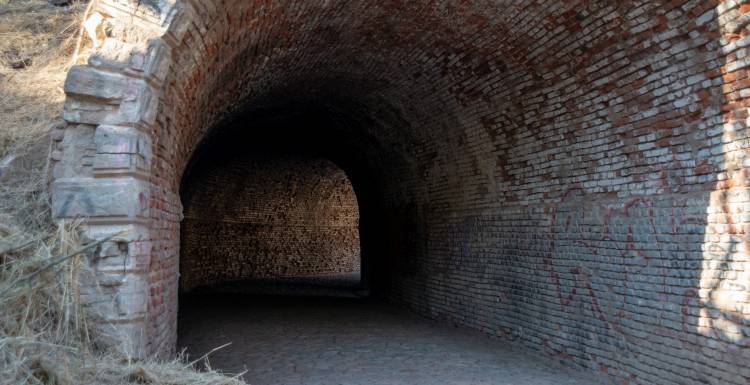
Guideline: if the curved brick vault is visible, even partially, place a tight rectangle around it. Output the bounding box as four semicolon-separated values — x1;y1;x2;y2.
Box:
50;0;750;384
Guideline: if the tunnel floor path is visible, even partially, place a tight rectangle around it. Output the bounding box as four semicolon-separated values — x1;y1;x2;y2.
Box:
178;281;606;385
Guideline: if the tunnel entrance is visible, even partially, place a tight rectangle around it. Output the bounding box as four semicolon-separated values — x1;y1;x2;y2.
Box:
50;1;749;384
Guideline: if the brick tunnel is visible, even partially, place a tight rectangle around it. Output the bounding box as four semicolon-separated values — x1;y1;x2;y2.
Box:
50;1;749;384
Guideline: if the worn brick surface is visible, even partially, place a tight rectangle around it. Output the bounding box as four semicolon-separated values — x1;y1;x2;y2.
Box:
51;1;750;384
180;157;360;290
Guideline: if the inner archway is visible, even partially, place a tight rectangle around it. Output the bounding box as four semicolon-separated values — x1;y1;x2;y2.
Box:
179;144;361;292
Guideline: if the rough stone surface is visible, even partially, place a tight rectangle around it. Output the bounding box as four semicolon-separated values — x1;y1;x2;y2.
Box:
180;157;360;290
63;66;128;102
50;1;750;384
93;125;151;175
51;177;149;220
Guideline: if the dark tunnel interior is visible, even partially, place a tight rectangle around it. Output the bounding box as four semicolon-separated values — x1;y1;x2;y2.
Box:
178;101;413;297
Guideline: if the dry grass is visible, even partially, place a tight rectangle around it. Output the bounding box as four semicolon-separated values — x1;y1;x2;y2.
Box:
0;155;247;384
0;0;85;157
0;2;248;384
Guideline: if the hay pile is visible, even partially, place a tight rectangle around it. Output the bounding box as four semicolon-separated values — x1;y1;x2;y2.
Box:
0;1;247;384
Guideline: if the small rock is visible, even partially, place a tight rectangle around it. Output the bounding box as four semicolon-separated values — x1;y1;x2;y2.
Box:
51;130;65;142
52;119;67;130
10;58;32;69
50;150;63;161
126;367;155;384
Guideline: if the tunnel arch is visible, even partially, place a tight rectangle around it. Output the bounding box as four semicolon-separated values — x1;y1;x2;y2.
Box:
50;1;749;384
179;152;361;291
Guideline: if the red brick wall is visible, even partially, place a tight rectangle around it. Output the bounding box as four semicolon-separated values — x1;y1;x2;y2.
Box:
179;157;360;290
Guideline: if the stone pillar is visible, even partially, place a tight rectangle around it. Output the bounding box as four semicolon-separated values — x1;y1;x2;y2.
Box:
50;0;173;358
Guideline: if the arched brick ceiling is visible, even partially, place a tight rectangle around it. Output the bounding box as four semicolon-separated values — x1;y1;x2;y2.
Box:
161;1;702;194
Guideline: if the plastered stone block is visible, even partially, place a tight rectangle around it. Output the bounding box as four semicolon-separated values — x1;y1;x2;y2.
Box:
51;177;150;220
162;2;191;45
146;40;172;81
83;224;153;272
94;125;152;173
62;97;120;125
63;71;157;127
119;81;158;126
79;272;148;320
64;65;128;102
52;124;96;179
